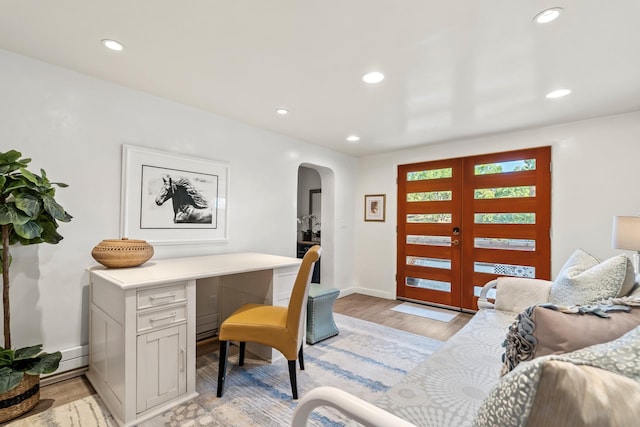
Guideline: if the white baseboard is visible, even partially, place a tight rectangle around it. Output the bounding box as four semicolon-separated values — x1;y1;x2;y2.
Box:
337;287;396;300
41;345;89;384
196;313;218;340
57;344;89;372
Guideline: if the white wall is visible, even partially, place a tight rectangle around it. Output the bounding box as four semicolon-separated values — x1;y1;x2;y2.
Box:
0;49;357;369
354;110;640;299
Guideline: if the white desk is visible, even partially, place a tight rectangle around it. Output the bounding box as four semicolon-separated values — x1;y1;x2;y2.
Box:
86;252;302;427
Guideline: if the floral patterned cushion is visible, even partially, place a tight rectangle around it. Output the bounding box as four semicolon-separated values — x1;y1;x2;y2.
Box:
549;248;635;305
374;309;516;427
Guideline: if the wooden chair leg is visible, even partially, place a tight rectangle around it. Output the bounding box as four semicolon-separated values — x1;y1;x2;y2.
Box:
239;342;246;366
298;345;305;371
217;340;229;397
288;360;298;400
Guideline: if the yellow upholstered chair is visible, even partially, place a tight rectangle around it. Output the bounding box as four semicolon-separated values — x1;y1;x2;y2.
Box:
216;245;322;400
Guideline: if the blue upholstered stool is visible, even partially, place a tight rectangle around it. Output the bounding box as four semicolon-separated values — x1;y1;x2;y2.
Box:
306;284;340;344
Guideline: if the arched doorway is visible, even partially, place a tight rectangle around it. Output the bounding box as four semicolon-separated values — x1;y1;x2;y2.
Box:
297;164;334;285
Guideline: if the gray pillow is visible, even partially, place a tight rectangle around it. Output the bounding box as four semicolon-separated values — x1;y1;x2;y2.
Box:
474;326;640;427
500;304;640;376
549;248;635;305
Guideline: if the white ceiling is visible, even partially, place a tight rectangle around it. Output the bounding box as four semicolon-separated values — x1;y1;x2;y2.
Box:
1;1;639;157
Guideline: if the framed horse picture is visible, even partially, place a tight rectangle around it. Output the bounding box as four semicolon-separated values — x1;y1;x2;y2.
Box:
121;145;229;245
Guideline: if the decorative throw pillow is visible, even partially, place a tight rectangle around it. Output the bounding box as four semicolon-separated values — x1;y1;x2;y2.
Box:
474;326;640;427
549;248;635;305
494;277;552;313
501;304;640;375
525;362;640;427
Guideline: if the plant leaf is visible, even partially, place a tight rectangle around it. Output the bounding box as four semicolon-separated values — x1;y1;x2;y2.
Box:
42;196;67;221
39;220;64;244
14;345;43;360
0;348;15;366
0;150;22;164
15;193;41;218
19;168;39;185
0;204;31;226
0;367;23;393
13;220;43;239
2;179;28;194
25;352;61;375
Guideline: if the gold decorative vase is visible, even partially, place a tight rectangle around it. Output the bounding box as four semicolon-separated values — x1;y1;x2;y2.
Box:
91;238;154;268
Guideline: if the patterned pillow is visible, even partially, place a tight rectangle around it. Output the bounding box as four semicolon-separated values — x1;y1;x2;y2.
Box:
526;362;640;426
501;304;640;375
549;248;635;305
474;326;640;427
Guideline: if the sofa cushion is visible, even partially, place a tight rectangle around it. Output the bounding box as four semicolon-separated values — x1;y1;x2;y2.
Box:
549;248;635;305
474;326;640;427
501;304;640;375
525;362;640;427
374;309;516;427
494;277;552;313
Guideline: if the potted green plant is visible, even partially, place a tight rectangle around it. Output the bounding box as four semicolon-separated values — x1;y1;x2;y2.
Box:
0;150;71;422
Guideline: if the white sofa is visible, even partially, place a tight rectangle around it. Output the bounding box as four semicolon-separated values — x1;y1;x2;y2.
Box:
292;277;551;427
293;267;640;427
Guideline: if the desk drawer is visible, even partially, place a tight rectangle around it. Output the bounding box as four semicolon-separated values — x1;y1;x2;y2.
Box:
137;283;187;310
137;304;187;333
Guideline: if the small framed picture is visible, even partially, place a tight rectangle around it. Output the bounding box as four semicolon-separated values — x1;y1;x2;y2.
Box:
364;194;386;222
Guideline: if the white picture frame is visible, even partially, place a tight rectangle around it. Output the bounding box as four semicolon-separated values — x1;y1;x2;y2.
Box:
121;144;229;245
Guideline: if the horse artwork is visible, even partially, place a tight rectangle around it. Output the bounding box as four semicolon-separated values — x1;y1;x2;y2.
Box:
155;175;214;224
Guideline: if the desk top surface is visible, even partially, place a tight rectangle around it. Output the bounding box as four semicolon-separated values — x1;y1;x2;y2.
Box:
89;252;302;289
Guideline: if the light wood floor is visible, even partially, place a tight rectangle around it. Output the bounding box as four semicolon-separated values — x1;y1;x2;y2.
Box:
25;294;473;420
334;294;473;342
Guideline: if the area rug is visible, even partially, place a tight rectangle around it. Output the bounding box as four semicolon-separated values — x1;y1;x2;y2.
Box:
13;314;442;427
391;302;458;323
7;395;115;426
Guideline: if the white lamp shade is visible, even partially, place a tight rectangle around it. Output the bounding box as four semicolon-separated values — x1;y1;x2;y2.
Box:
612;216;640;250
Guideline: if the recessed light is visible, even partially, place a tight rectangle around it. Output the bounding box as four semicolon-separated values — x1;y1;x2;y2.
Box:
362;72;384;84
346;135;360;143
545;89;571;99
276;108;289;115
102;39;125;51
534;7;563;24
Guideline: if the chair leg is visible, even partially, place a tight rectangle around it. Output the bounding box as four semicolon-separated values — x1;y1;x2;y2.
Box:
239;342;246;366
217;340;229;397
298;344;305;371
288;360;298;400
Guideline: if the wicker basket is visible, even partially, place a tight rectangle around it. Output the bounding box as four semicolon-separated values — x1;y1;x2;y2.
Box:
0;374;40;423
91;238;154;268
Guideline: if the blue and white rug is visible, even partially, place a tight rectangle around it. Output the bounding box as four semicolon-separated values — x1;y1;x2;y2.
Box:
14;314;442;427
